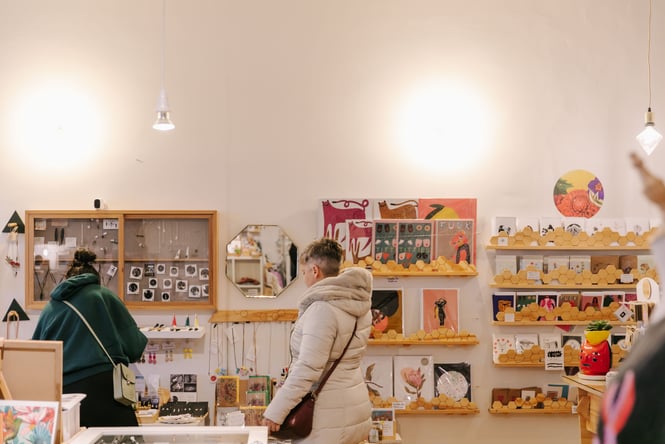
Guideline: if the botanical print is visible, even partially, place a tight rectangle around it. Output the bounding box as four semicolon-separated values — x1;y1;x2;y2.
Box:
0;400;59;444
393;355;433;402
553;169;604;218
361;355;393;399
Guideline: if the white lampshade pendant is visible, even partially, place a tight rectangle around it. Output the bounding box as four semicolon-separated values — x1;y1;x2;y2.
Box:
636;108;662;155
153;88;175;131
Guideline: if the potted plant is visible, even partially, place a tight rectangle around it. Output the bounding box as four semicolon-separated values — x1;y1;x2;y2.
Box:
579;320;613;379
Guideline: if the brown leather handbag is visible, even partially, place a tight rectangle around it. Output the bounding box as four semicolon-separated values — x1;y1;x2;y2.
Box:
272;321;358;440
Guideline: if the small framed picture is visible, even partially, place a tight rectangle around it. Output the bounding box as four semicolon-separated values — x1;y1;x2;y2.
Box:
246;391;269;406
142;289;155;302
420;288;459;333
202;284;209;297
248;375;271;393
169;266;179;277
106;264;118;278
185;264;198;278
216;376;240;407
160;292;171;302
127;282;139;295
129;266;143;280
144;263;156;277
240;406;266;426
148;277;158;289
162;278;173;289
156;263;167;275
176;280;188;293
0;400;59;444
199;267;210;281
189;285;201;298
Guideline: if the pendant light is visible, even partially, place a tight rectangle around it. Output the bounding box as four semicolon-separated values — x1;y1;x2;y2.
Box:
153;0;175;131
636;0;661;155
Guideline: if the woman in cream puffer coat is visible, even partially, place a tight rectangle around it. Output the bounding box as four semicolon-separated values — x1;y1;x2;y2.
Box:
263;238;373;444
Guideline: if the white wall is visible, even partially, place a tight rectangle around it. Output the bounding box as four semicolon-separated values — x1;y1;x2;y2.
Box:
0;1;663;442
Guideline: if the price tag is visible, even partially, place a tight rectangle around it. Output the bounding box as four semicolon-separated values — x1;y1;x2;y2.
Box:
620;274;634;284
526;271;540;281
504;312;515;322
614;305;633;322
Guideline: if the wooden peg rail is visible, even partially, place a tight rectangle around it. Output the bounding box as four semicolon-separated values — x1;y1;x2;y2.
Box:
209;309;298;323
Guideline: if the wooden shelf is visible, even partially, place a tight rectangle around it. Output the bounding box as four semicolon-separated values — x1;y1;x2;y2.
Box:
492;320;635;326
488;408;573;415
396;408;479;416
369;338;478;346
371;270;477;277
209;309;298;323
487;245;649;251
490;283;639;290
493;362;544;368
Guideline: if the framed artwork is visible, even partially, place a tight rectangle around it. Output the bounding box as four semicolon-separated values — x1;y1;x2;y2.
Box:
346;219;374;264
248;375;271;393
393;355;434;403
361;355;393;399
420;288;459;333
492;292;515;320
319;199;372;245
433;362;471;401
216;376;240;407
246;390;269;406
433;219;475;264
396;220;434;267
553;169;604;218
373;221;398;264
373;199;419;219
0;400;59;444
371;288;403;336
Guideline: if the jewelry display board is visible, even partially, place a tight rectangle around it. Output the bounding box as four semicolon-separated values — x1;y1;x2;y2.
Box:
25;210;217;310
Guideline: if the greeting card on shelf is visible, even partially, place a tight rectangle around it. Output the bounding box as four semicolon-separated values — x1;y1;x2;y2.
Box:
373;221;398;264
492;292;515;321
397;220;434;267
539;217;563;236
602;291;625;307
537;293;558;320
591;255;620;274
517;217;540;234
492;217;517;237
563;217;586;235
638;255;656;274
569;255;591;274
546;256;569;274
514;333;539;353
625;217;651;236
495;255;517;274
420;288;459;333
580;291;604;311
558;292;581;310
433;219;475;264
492;334;515;363
434;362;471;401
539;332;562;349
361;355;394;400
393;355;434;403
562;334;582;351
371;288;403;337
515;292;538;312
371;408;396;439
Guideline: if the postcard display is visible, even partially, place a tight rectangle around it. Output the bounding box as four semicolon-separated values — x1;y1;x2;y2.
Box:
25;210;217;310
320;198;480;422
487;217;657;415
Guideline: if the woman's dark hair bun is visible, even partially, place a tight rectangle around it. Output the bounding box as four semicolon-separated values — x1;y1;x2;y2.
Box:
74;249;97;265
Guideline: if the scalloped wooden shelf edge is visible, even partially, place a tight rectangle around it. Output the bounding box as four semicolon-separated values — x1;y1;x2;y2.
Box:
369;337;478;346
488;227;655;248
396;408;480;415
342;256;477;277
488;408;573;414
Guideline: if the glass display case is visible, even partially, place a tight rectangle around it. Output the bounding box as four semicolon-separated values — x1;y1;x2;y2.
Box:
25;210;218;310
66;426;268;444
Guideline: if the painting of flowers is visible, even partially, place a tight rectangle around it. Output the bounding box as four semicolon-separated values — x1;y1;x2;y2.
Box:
553;169;604;218
393;355;434;403
0;400;59;444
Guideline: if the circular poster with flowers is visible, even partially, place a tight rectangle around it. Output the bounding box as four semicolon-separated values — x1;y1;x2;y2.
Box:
553;169;604;218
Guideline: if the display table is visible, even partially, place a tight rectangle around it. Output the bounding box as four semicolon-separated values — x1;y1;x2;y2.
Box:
562;374;605;444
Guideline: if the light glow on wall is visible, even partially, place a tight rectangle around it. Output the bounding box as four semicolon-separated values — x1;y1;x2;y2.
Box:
395;81;492;172
10;81;103;172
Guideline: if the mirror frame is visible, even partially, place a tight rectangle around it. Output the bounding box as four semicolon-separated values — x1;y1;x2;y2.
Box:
226;225;297;298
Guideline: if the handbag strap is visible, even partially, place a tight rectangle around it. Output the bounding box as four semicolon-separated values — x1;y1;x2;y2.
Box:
313;320;357;397
62;300;118;369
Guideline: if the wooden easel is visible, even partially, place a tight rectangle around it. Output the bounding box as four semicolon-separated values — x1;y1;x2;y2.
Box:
0;311;20;399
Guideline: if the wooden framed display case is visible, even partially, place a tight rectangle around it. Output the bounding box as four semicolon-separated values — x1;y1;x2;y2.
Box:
25;210;217;310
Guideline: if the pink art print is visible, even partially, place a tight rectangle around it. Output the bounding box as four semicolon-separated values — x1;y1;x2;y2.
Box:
421;288;459;333
320;199;371;245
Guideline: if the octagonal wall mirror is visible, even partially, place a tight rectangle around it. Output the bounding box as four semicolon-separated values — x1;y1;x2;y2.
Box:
226;225;298;298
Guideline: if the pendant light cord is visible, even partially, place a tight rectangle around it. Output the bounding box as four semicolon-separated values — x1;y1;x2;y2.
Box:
160;0;167;92
647;0;653;110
